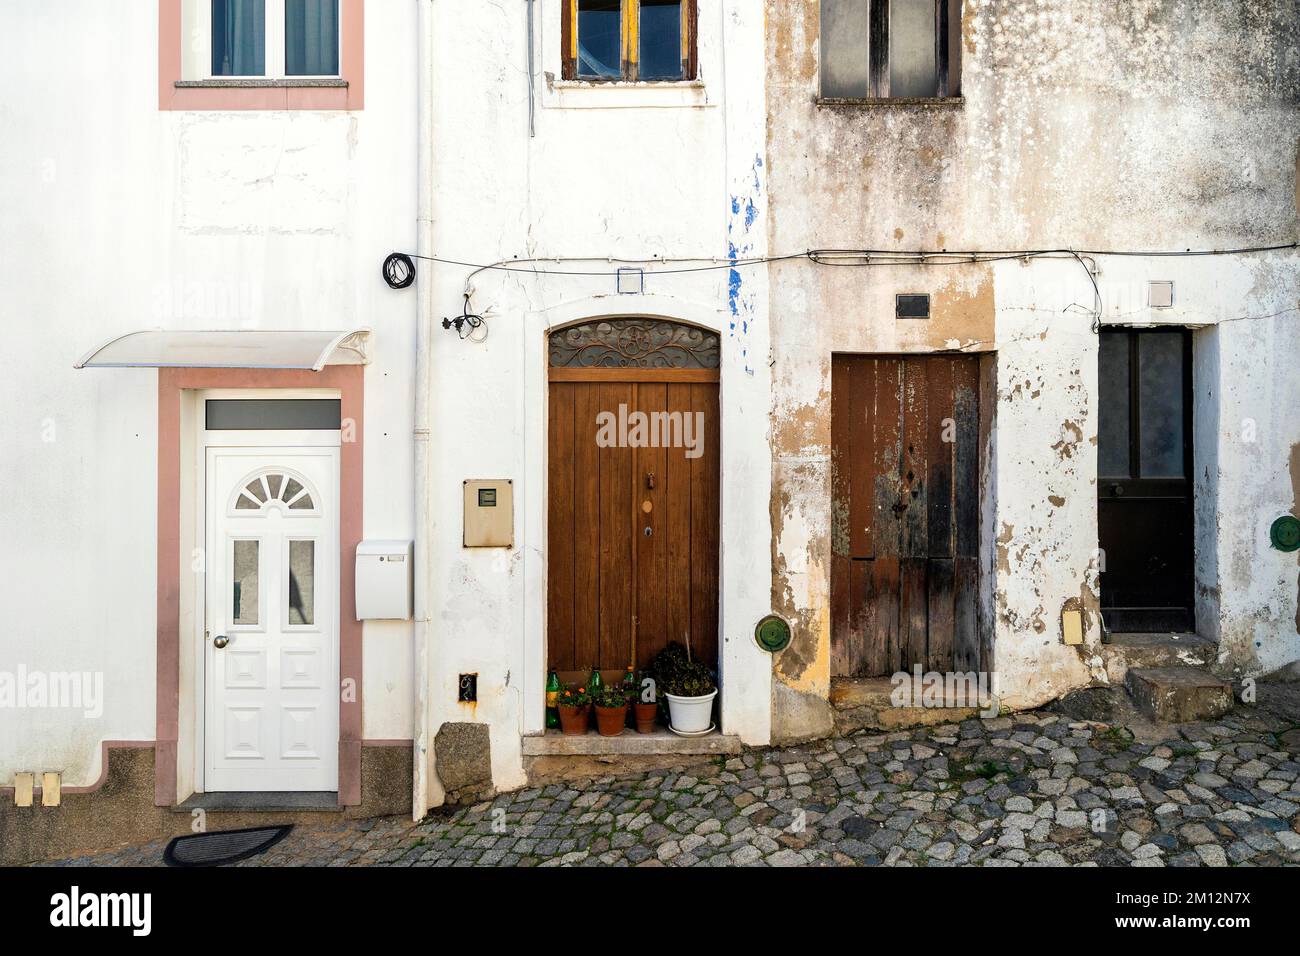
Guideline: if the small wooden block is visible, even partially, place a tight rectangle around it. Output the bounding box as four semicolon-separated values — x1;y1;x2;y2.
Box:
41;772;61;807
14;772;34;807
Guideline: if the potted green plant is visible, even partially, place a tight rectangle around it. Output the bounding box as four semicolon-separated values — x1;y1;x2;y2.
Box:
652;641;717;735
592;685;628;737
557;685;591;736
633;668;658;733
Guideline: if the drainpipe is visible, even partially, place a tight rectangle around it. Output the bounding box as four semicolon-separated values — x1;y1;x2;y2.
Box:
413;0;442;820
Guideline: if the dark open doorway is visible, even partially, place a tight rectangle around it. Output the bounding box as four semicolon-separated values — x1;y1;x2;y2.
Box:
1097;328;1195;632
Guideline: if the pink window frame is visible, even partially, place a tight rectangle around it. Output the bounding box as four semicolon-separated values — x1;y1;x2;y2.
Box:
158;0;365;111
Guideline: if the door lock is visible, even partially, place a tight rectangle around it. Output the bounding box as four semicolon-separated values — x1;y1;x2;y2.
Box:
643;526;653;537
1110;483;1125;497
645;472;656;490
213;634;230;648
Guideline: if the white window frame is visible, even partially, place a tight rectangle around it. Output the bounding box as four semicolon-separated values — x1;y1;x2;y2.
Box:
202;0;342;81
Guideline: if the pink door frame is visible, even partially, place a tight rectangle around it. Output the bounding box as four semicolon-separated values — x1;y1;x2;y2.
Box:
156;366;364;805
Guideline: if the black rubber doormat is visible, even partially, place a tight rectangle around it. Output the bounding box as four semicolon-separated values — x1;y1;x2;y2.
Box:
163;825;293;867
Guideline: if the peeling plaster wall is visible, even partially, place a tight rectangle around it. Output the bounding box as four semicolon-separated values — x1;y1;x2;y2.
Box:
765;0;1300;732
0;1;419;787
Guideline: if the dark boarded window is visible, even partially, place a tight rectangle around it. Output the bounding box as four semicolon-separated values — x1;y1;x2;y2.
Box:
820;0;960;100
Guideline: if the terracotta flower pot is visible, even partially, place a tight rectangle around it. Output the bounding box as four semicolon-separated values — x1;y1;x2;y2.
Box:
634;701;658;733
558;704;589;736
594;704;626;737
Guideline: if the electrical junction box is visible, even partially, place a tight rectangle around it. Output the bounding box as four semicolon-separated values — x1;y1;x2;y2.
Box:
464;479;513;547
355;540;413;620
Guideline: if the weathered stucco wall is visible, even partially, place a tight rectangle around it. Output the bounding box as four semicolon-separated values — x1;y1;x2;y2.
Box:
765;0;1300;739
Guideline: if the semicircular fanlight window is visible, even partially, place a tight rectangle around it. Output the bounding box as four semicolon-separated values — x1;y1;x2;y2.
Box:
234;472;315;512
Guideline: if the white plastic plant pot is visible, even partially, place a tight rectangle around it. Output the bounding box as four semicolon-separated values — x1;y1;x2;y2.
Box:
665;689;717;733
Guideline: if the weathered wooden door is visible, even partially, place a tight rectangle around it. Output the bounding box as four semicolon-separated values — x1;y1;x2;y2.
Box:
547;319;720;681
831;355;983;678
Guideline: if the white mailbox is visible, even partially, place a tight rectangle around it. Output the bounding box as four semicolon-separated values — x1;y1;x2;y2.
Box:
355;540;413;621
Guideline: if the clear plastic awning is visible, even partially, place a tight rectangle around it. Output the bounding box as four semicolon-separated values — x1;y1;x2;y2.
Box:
74;329;370;371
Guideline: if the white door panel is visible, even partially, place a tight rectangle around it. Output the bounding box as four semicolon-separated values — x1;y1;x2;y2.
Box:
205;447;339;792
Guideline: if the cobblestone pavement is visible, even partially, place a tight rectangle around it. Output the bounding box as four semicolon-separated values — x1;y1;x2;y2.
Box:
48;698;1300;867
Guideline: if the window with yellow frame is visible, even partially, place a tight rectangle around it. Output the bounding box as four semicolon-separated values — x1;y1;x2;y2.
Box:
562;0;697;82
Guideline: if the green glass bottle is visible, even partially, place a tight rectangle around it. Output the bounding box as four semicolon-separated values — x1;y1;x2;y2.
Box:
545;670;561;729
587;665;604;697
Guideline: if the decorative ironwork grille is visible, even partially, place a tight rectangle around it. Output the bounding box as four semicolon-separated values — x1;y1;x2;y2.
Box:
548;318;720;370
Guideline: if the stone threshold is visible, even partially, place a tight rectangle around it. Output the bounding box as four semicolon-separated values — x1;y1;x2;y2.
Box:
522;728;741;757
173;791;342;813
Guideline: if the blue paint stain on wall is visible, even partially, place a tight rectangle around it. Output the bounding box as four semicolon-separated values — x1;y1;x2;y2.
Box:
724;154;765;375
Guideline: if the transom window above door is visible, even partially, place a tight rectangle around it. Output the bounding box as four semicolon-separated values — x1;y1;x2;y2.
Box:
562;0;698;82
231;470;319;514
820;0;961;100
209;0;341;78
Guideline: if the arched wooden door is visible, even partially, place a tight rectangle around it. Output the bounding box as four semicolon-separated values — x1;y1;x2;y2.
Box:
546;318;720;684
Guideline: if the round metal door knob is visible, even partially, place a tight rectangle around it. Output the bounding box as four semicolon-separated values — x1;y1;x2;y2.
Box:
213;634;230;649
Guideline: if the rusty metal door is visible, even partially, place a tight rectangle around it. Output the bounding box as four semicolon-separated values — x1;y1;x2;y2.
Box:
830;355;983;678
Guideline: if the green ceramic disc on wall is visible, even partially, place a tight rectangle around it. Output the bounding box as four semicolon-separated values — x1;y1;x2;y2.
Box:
755;615;792;653
1271;514;1300;552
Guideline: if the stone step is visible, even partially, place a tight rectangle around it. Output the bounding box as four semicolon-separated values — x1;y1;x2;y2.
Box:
1099;631;1217;684
1124;666;1233;723
829;677;984;735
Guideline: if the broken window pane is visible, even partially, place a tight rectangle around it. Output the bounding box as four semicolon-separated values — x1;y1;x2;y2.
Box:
577;0;622;79
889;0;938;97
820;0;870;98
640;0;683;80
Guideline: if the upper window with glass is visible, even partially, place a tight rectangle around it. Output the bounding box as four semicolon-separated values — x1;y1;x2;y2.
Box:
820;0;960;100
210;0;341;78
562;0;698;82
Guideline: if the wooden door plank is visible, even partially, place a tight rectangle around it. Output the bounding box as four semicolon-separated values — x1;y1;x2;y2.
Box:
868;556;901;677
547;382;576;670
831;355;851;561
926;557;955;672
901;556;928;672
902;356;929;557
572;383;602;671
831;355;852;677
848;559;871;678
872;358;904;559
663;382;693;669
953;358;980;559
597;382;633;670
848;357;875;558
954;556;979;672
633;383;668;670
689;382;720;669
926;357;954;559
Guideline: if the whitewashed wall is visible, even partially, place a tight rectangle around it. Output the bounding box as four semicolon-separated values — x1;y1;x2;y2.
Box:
420;0;772;798
0;0;419;788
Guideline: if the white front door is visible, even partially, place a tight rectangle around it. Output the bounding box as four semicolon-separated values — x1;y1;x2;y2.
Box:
205;446;340;792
